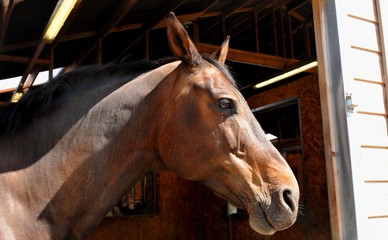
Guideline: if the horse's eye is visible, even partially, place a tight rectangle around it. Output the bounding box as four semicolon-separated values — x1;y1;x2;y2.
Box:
217;98;233;111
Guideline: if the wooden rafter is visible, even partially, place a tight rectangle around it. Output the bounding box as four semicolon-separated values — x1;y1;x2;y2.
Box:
0;0;317;98
117;0;217;62
11;39;47;100
0;0;15;51
200;0;253;39
223;0;251;18
52;0;86;48
69;0;186;68
2;7;265;53
68;0;139;68
10;0;84;101
141;0;185;31
152;0;219;29
196;42;299;69
0;54;50;65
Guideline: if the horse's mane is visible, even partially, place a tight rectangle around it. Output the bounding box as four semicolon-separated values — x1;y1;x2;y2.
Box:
0;55;236;136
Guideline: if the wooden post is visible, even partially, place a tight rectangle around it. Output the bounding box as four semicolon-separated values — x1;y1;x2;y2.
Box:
97;38;103;65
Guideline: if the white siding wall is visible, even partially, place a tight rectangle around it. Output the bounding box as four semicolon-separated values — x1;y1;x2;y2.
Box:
336;0;388;239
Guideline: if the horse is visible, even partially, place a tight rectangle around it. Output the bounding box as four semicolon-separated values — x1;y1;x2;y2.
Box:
0;13;299;239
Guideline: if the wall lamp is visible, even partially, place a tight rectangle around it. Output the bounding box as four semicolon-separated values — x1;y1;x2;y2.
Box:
43;0;78;43
253;60;318;89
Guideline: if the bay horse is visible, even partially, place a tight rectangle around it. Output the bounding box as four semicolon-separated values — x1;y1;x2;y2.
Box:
0;13;299;239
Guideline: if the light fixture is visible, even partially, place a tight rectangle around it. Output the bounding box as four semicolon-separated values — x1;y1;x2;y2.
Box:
43;0;78;42
253;60;318;89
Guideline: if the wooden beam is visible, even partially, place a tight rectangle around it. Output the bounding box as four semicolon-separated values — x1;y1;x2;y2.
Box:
196;42;298;69
0;40;39;52
97;0;138;40
69;0;138;66
11;0;79;100
0;54;50;65
223;0;251;19
253;10;259;52
0;0;15;52
141;0;185;31
112;0;186;61
147;0;221;30
11;39;46;100
2;6;265;53
152;13;202;29
52;0;86;48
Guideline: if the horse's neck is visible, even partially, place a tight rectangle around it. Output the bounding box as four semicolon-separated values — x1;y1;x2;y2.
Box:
0;61;180;239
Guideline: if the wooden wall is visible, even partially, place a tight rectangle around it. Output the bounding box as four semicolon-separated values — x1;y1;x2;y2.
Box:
87;172;227;240
88;74;331;240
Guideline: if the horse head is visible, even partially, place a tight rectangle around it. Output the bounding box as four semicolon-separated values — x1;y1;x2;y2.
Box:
156;13;299;235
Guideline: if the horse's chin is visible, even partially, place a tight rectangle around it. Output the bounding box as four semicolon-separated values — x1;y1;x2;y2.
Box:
222;195;276;235
247;206;277;235
246;201;296;235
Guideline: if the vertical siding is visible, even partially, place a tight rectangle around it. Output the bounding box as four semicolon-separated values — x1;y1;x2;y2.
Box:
345;0;388;238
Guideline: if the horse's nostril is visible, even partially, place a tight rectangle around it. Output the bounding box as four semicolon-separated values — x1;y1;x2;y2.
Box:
282;189;295;212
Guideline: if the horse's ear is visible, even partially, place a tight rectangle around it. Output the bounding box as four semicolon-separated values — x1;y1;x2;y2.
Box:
218;36;230;65
167;12;202;67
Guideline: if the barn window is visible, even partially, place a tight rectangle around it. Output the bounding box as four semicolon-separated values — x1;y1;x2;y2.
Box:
107;173;157;217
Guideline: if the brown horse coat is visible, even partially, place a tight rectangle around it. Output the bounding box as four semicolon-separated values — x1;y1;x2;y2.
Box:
0;13;299;239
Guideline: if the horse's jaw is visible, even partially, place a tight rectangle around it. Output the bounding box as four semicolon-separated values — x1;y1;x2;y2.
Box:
200;154;299;235
247;204;277;235
246;198;297;235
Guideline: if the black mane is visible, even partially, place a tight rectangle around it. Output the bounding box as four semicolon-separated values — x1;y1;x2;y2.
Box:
0;55;236;136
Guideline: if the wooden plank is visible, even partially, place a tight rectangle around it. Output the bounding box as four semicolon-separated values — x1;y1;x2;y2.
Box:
354;77;384;84
0;54;50;65
0;0;15;51
222;0;251;19
196;42;298;69
152;13;202;29
348;14;378;24
52;0;86;47
142;0;185;31
376;0;388;117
